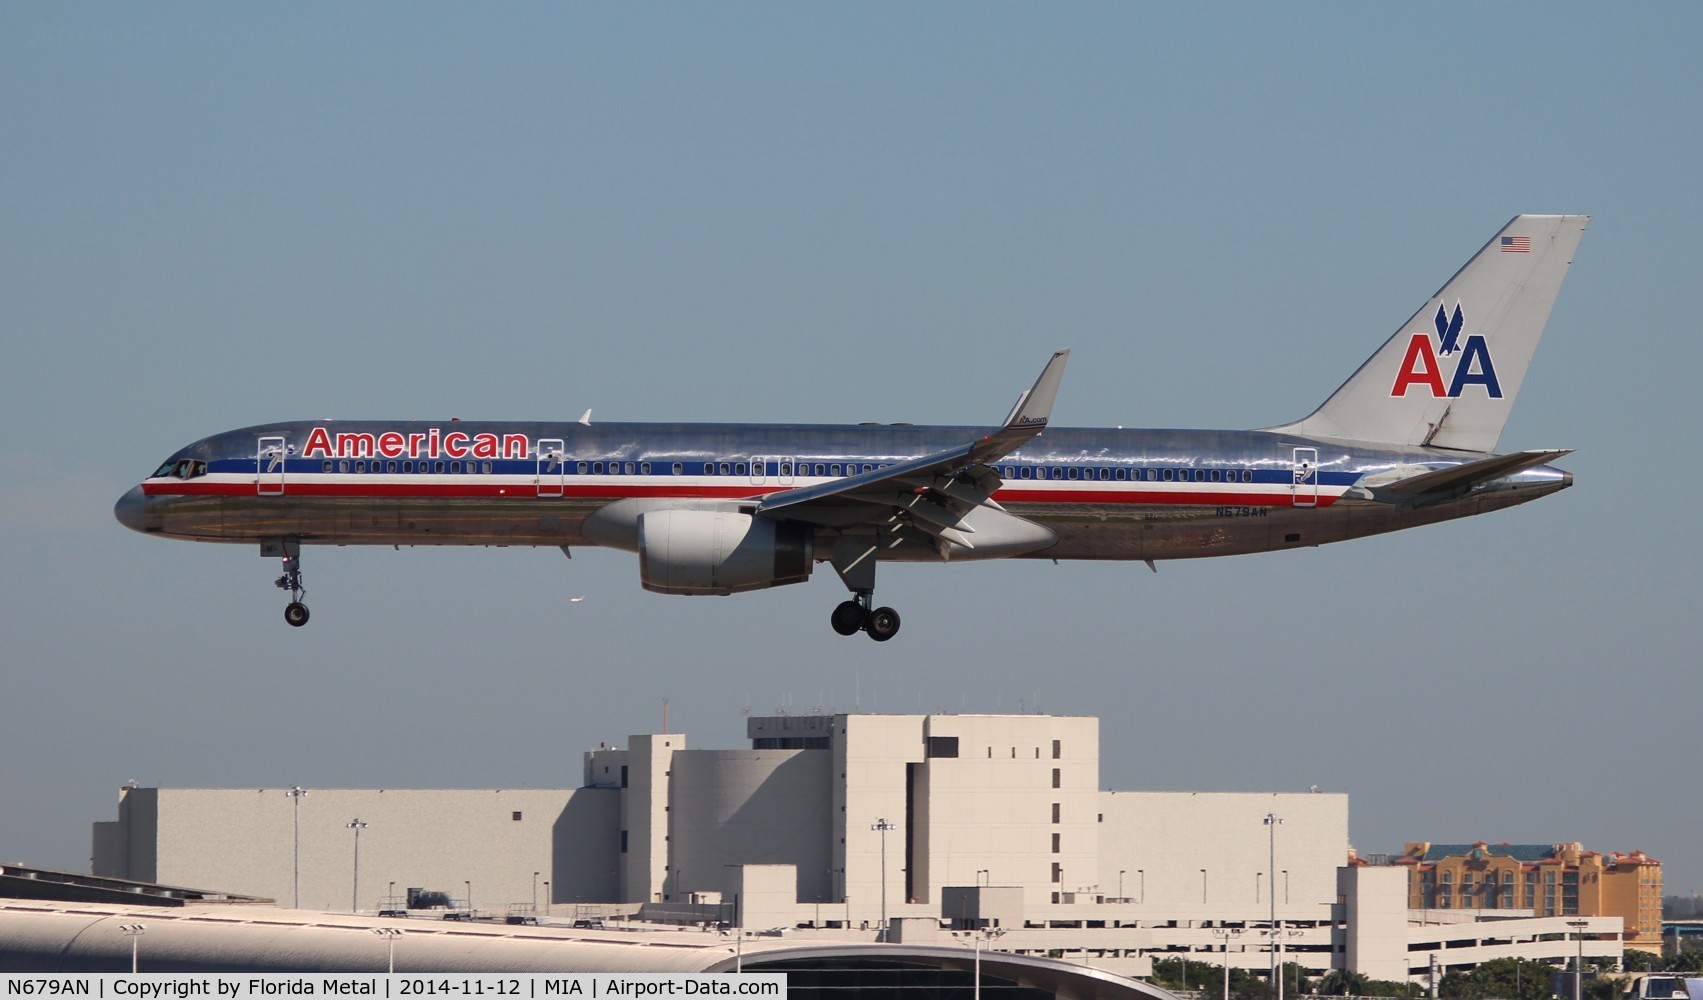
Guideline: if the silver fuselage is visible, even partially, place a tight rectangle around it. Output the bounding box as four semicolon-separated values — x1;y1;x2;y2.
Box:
116;420;1570;562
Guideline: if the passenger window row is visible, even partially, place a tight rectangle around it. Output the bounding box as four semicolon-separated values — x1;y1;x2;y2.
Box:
322;460;497;474
998;466;1258;483
306;459;1260;483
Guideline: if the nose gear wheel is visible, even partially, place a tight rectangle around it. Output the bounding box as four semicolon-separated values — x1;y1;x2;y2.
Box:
273;546;310;627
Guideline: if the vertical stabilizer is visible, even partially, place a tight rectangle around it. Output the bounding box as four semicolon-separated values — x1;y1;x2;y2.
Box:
1264;215;1587;452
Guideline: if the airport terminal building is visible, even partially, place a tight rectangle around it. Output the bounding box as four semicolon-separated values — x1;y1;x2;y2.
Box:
90;712;1625;982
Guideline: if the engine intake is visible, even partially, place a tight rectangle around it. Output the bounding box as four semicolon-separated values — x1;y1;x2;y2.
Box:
638;510;813;595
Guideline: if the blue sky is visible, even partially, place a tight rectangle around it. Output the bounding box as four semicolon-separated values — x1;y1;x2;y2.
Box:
4;4;1701;895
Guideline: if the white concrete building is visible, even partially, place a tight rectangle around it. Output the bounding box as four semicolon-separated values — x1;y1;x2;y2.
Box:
94;786;616;914
91;712;1623;982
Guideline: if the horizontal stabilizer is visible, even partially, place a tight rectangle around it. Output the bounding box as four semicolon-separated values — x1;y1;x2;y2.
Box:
1380;449;1572;506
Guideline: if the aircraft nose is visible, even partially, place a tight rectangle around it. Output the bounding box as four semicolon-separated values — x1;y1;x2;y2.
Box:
114;486;148;533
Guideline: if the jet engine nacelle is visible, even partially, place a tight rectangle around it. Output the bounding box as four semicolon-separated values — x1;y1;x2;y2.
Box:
637;509;813;595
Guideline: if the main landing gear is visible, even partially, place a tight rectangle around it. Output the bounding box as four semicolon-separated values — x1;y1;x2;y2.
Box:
269;540;310;627
831;593;902;642
828;537;901;641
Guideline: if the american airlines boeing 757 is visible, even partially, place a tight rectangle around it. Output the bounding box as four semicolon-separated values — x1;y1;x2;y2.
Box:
116;215;1586;639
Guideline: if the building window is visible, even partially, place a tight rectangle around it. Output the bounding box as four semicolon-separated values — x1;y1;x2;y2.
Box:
925;736;959;758
1052;863;1062;884
620;830;628;853
620;765;629;788
1052;739;1061;759
1052;767;1061;788
512;811;522;821
1052;802;1061;823
1052;833;1061;854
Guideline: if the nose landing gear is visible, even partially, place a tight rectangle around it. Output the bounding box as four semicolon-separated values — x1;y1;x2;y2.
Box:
268;540;310;627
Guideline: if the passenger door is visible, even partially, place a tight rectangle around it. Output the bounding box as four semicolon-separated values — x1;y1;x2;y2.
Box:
258;436;286;496
1291;447;1319;507
537;439;565;498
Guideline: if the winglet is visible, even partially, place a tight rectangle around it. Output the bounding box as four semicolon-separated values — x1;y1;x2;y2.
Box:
1003;350;1070;430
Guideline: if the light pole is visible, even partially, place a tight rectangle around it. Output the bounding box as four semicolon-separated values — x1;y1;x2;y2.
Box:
871;818;897;940
960;927;1008;1000
533;872;540;914
286;786;308;908
465;880;472;916
1283;928;1303;998
345;818;367;912
1212;927;1243;1000
372;927;402;973
117;923;145;973
542;880;550;917
1138;869;1145;903
978;869;990;887
1264;813;1284;995
1568;919;1589;1000
1201;868;1208;903
718;928;745;972
1119;870;1126;901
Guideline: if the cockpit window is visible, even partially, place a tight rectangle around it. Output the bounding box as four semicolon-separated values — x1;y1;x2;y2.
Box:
152;459;207;480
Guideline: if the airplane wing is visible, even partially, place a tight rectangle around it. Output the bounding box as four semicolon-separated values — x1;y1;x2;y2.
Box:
756;350;1068;553
1378;448;1572;508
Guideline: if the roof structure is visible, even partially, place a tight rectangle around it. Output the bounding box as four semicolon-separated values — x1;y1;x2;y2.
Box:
0;899;1166;1000
1419;844;1559;863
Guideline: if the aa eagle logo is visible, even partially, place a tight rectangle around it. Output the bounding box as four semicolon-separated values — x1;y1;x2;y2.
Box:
1390;301;1503;398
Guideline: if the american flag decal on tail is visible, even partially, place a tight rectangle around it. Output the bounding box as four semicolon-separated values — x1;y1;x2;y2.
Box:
1500;235;1532;253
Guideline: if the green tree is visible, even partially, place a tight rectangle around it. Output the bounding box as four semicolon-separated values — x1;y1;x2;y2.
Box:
1152;957;1233;993
1279;962;1312;997
1473;957;1560;1000
1361;979;1421;999
1318;970;1370;997
1437;970;1477;999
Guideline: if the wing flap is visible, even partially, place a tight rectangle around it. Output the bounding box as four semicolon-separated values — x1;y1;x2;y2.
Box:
756;350;1068;524
754;351;1066;561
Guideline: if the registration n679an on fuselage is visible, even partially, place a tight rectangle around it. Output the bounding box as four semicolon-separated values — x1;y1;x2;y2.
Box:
116;215;1585;640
